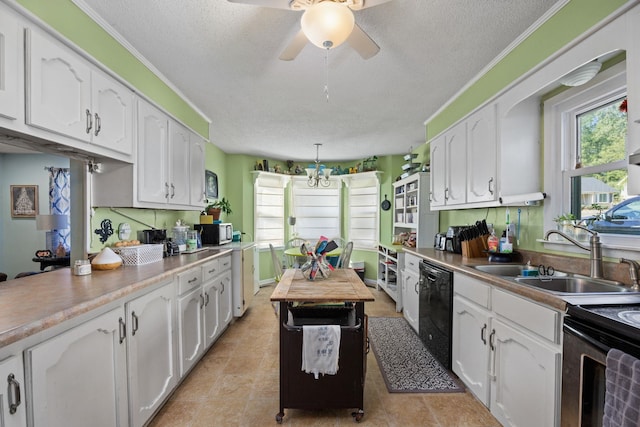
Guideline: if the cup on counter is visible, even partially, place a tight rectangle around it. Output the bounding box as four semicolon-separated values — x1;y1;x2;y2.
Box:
186;231;198;252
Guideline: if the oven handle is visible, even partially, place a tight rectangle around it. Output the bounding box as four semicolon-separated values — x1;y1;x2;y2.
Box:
564;322;611;354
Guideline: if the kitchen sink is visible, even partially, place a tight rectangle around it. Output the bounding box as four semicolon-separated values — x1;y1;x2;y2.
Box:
472;264;568;277
513;276;632;294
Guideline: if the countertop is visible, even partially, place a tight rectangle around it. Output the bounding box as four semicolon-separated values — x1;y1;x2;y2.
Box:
403;248;640;311
270;269;375;303
0;247;232;348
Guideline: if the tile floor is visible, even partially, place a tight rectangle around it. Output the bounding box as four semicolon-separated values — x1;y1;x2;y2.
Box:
149;284;501;427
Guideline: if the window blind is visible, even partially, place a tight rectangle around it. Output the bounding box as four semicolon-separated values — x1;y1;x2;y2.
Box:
254;173;287;248
291;177;341;243
345;173;379;249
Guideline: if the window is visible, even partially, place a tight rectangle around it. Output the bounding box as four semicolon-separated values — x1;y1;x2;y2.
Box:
544;61;638;252
290;176;341;243
254;172;288;248
343;172;380;250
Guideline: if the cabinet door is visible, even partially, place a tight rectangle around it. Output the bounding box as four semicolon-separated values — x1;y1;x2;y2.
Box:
490;319;560;427
137;100;169;204
429;135;446;207
189;135;206;207
218;271;233;329
177;286;204;377
401;269;419;333
203;279;221;348
452;295;490;405
27;307;128;427
0;356;26;427
238;246;255;316
91;71;134;156
445;122;467;205
466;106;497;203
127;282;177;427
0;9;19;121
168;120;191;206
26;29;91;142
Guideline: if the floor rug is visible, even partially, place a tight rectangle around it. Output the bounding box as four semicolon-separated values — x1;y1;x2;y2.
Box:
368;317;465;393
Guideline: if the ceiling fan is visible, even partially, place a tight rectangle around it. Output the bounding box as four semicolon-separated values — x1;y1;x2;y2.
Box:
227;0;392;60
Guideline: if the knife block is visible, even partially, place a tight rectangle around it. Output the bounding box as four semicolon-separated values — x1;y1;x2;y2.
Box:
462;235;489;259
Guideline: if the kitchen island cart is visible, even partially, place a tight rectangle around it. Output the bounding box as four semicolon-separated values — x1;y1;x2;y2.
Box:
270;268;375;423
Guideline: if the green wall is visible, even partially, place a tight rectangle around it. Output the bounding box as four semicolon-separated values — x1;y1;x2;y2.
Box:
17;0;210;138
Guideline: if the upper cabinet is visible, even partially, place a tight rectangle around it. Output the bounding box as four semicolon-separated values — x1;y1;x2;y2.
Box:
429;121;466;208
25;28;134;160
466;105;497;204
0;7;20;122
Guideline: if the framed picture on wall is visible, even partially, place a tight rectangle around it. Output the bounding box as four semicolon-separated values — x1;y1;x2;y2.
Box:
11;185;38;218
205;170;218;199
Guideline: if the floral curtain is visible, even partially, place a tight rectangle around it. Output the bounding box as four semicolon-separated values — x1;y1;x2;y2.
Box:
48;167;71;251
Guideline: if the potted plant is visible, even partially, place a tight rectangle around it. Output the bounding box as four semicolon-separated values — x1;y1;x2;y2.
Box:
553;213;577;237
205;197;232;221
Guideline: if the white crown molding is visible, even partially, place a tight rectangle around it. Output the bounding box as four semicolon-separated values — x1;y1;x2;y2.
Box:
71;0;211;124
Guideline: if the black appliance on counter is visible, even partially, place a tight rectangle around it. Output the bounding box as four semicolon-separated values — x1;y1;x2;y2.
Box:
445;226;464;254
419;260;454;369
194;223;233;245
561;297;640;426
138;229;167;244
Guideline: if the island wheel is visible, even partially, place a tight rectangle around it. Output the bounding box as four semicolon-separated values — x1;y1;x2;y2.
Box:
275;412;284;424
351;409;364;422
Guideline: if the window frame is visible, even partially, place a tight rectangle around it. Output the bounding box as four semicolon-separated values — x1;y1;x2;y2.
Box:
543;61;638;256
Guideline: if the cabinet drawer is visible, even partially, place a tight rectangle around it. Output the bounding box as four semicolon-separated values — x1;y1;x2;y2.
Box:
176;267;202;295
404;253;420;274
492;288;560;344
219;255;232;271
454;273;490;309
201;259;220;282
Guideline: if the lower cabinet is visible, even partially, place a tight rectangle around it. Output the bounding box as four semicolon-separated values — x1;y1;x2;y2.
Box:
452;273;561;427
126;280;177;427
0;355;27;427
401;253;420;333
26;307;128;427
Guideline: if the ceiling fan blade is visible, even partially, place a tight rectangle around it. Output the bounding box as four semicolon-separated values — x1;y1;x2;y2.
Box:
347;24;379;59
227;0;291;10
279;29;308;61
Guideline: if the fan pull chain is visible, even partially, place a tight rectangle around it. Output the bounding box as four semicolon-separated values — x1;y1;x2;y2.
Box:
324;47;330;102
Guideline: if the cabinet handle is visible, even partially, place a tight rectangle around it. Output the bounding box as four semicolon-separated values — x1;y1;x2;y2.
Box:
188;277;198;284
85;109;92;134
481;324;487;344
7;373;21;414
208;268;216;274
489;329;496;351
414;281;419;294
165;182;169;199
131;311;139;336
200;294;205;309
220;281;225;294
118;317;126;344
488;177;494;195
444;187;449;200
170;183;175;199
94;113;101;136
204;292;210;306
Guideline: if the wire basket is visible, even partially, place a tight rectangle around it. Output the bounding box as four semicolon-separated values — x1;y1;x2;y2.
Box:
113;244;164;266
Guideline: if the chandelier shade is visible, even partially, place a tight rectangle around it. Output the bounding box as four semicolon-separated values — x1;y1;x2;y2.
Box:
307;143;332;187
301;2;355;49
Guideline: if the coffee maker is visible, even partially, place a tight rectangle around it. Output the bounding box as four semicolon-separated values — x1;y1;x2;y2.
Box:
445;226;464;254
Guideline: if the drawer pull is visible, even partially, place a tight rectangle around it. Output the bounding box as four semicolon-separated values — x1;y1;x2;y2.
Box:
7;373;21;414
188;277;198;284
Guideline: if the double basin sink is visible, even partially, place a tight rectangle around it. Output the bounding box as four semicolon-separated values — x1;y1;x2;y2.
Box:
472;264;633;295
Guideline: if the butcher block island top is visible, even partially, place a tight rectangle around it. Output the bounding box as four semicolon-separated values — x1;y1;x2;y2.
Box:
270;269;375;303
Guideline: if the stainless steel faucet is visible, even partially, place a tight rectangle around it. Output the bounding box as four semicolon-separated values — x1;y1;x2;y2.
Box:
544;224;603;279
619;258;640;291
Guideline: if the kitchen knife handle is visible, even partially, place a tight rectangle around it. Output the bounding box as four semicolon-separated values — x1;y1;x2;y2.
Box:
131;311;139;336
488;177;494;195
7;373;20;414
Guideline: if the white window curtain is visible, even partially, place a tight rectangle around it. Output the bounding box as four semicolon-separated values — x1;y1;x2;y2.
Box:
343;172;379;249
254;172;288;248
291;177;341;242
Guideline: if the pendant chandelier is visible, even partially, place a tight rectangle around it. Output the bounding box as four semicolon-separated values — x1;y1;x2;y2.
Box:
306;143;332;188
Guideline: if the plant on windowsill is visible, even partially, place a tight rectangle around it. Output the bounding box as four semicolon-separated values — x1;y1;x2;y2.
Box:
553;213;577;238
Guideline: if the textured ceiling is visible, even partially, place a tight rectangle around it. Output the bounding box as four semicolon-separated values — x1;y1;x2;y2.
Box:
79;0;559;162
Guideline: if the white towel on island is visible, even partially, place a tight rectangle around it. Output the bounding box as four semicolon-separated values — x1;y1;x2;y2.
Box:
301;325;341;379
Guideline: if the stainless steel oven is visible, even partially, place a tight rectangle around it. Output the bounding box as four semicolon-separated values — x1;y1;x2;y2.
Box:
562;303;640;427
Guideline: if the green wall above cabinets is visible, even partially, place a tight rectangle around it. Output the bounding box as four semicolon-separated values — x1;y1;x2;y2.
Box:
17;0;210;139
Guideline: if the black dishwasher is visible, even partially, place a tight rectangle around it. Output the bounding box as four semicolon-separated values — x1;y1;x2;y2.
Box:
419;260;454;369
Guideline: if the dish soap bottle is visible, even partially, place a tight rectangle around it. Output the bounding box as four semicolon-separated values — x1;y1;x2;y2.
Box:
487;229;499;253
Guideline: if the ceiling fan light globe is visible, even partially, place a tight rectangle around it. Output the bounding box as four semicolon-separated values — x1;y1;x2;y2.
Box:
301;2;355;49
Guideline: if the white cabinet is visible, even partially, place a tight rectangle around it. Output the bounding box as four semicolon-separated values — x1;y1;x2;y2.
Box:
189;135;206;206
401;253;420;333
0;7;20;122
177;283;205;377
167;120;192;206
137;100;171;204
26;28;133;157
377;244;401;312
452;273;561;427
232;243;256;317
430;121;466;208
392;172;439;248
217;270;233;332
126;281;177;427
0;355;26;427
466;105;497;203
26;307;128;427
